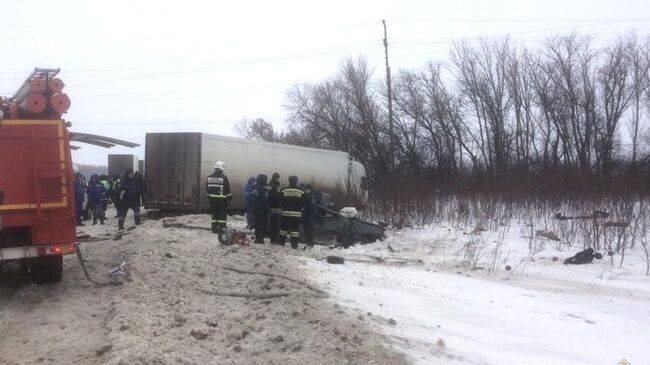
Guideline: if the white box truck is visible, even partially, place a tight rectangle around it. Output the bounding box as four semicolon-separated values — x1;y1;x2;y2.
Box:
144;133;368;212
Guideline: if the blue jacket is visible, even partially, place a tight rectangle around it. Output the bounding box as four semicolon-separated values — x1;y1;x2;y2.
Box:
87;175;108;203
243;176;256;209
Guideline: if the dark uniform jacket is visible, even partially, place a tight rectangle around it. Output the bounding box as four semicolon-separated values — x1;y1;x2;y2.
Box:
268;179;281;213
280;185;306;217
133;172;145;205
303;190;315;220
206;170;231;200
251;176;270;215
118;175;139;206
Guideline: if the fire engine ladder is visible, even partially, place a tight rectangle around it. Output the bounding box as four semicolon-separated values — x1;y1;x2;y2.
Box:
9;68;61;102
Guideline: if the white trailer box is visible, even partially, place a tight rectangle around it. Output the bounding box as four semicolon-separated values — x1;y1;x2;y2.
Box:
144;133;367;211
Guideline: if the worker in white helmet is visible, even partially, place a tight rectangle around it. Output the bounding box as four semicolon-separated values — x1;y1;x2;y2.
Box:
206;160;231;233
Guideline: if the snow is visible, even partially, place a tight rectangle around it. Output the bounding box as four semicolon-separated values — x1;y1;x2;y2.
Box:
297;223;650;365
2;209;649;364
1;210;407;365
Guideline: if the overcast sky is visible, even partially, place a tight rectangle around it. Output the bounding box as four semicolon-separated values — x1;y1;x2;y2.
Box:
1;0;649;166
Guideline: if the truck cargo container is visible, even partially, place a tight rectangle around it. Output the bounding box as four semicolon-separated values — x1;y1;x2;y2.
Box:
108;154;139;177
144;133;368;212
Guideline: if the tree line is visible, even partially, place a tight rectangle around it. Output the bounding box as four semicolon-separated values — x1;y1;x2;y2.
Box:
237;33;650;195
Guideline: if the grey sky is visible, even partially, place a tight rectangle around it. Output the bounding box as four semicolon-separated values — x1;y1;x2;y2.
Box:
1;0;648;166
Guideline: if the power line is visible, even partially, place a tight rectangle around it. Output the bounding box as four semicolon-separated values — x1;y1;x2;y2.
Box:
0;39;381;77
72;91;282;102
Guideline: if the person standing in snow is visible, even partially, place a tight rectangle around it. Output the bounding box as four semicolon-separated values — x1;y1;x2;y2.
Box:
110;174;121;218
99;175;111;217
73;170;85;226
117;168;141;230
86;174;107;225
133;171;145;207
301;183;316;246
279;176;306;249
268;172;282;244
244;176;257;229
251;174;270;244
206;161;231;233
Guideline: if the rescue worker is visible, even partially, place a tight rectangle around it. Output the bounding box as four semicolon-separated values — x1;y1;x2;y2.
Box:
301;183;316;246
206;161;231;233
99;175;111;216
268;172;282;244
110;174;121;218
280;176;306;249
86;174;107;225
81;175;92;221
133;171;145;206
244;176;257;229
73;171;85;226
117;168;141;230
250;174;270;244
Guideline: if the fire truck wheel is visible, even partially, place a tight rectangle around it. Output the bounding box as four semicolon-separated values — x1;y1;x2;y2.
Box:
32;256;63;284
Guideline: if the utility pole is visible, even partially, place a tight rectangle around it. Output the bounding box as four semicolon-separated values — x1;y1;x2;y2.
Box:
382;19;395;163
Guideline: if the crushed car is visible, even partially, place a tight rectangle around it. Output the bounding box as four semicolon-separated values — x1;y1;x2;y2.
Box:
307;204;385;248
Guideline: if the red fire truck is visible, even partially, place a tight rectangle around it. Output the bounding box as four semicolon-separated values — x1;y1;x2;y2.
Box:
0;69;75;283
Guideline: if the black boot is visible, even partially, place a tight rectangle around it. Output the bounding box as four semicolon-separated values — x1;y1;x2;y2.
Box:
118;217;125;230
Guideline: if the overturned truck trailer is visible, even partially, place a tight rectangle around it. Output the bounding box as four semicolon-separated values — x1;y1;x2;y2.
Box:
144;133;368;212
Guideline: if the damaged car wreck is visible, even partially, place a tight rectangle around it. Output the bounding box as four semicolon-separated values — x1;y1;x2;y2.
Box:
158;204;385;248
308;204;385;248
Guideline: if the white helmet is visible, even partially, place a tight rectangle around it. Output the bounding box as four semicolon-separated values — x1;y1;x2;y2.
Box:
214;161;225;170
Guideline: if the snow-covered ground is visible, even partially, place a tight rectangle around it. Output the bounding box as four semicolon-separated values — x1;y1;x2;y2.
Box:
296;224;650;365
0;211;407;365
2;210;649;365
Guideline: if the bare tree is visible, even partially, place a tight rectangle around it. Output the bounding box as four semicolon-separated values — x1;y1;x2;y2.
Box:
506;46;536;171
542;34;598;174
451;39;513;181
596;38;633;177
626;34;650;170
235;118;277;141
285;57;390;180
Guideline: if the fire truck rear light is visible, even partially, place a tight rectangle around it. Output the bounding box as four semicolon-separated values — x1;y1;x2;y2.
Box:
48;243;75;256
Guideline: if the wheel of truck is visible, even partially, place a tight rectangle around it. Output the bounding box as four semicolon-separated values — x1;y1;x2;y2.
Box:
31;256;64;284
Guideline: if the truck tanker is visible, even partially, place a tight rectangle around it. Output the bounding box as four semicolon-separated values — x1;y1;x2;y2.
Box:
144;133;368;212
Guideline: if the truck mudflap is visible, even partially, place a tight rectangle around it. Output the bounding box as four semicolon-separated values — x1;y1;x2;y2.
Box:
0;242;75;261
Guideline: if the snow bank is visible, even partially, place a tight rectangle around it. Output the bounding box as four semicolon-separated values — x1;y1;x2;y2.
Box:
296;222;650;365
